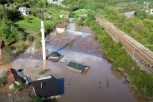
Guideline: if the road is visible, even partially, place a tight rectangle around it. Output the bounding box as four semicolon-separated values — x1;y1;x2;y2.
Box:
96;16;153;73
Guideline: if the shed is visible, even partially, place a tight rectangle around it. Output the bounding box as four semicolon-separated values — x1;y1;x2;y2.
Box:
66;62;89;73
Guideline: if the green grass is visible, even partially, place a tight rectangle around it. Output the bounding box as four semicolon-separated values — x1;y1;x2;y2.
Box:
15;16;55;33
72;9;88;18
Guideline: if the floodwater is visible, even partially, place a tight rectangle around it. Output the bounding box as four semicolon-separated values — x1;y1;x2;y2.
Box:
0;50;147;102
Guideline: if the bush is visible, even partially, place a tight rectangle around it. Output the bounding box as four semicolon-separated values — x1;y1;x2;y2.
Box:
1;46;13;63
25;16;33;23
14;81;26;90
27;35;34;42
68;42;72;47
39;70;45;75
20;43;26;51
76;20;83;26
33;96;42;102
34;38;41;49
0;78;4;87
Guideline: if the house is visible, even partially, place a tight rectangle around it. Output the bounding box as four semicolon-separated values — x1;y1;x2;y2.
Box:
18;7;28;15
60;13;69;19
66;62;89;73
56;24;67;33
32;75;62;99
49;51;63;59
47;0;63;5
6;68;21;90
150;9;153;14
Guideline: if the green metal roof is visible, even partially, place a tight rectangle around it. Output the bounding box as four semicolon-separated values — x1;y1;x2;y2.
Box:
67;62;87;71
50;51;61;57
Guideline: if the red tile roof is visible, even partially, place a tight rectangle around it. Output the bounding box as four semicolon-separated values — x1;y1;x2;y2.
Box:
7;74;20;85
6;68;18;77
6;68;20;85
56;24;67;28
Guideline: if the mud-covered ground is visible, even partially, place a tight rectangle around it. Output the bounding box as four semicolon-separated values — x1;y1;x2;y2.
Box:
0;86;34;102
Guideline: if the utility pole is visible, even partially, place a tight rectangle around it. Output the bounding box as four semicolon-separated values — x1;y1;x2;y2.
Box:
40;10;46;61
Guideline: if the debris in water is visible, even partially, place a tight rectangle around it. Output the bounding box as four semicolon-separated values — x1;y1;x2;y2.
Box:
106;80;110;87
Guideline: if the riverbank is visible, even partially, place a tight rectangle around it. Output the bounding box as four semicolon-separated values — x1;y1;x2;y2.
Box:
87;16;153;98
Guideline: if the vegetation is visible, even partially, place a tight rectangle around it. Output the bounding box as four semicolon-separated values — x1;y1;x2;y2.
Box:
34;37;41;48
85;13;153;96
68;42;73;47
64;0;153;51
0;78;4;87
13;81;27;90
27;35;34;42
33;96;42;102
1;46;13;63
39;70;46;75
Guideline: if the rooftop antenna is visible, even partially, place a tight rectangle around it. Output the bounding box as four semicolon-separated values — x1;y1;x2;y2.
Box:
40;9;46;61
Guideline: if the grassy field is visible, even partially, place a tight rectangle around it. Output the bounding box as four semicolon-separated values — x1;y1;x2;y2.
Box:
72;9;88;18
15;16;56;33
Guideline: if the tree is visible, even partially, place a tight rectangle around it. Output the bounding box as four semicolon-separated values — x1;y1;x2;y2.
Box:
0;19;19;45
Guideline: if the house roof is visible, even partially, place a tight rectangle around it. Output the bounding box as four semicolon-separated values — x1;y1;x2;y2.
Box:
32;76;60;98
6;68;21;85
56;24;67;28
7;74;21;85
6;68;18;77
67;62;88;71
50;51;61;57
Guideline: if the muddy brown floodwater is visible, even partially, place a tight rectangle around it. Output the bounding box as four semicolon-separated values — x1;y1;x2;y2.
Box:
0;50;147;102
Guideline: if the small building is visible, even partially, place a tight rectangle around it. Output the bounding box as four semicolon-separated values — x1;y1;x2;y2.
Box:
60;13;69;19
150;9;153;14
32;75;62;99
19;7;28;15
6;68;21;90
66;62;89;73
56;24;67;33
47;51;63;62
47;0;63;5
50;51;62;59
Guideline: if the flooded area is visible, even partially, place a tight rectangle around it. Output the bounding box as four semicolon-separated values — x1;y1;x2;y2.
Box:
0;49;147;102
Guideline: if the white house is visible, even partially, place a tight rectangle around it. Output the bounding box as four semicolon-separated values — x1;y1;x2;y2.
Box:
47;0;63;5
150;9;153;14
19;7;28;15
56;24;67;33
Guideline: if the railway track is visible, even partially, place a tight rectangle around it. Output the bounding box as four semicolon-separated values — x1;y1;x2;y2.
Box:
96;16;153;73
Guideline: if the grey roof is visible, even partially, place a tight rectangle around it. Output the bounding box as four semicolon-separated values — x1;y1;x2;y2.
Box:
50;51;61;57
32;76;60;98
67;62;88;71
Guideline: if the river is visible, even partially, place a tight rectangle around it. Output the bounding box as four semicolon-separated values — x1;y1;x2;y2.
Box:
0;48;147;102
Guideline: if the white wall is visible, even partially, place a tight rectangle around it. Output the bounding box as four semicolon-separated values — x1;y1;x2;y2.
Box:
56;28;65;33
150;9;153;14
